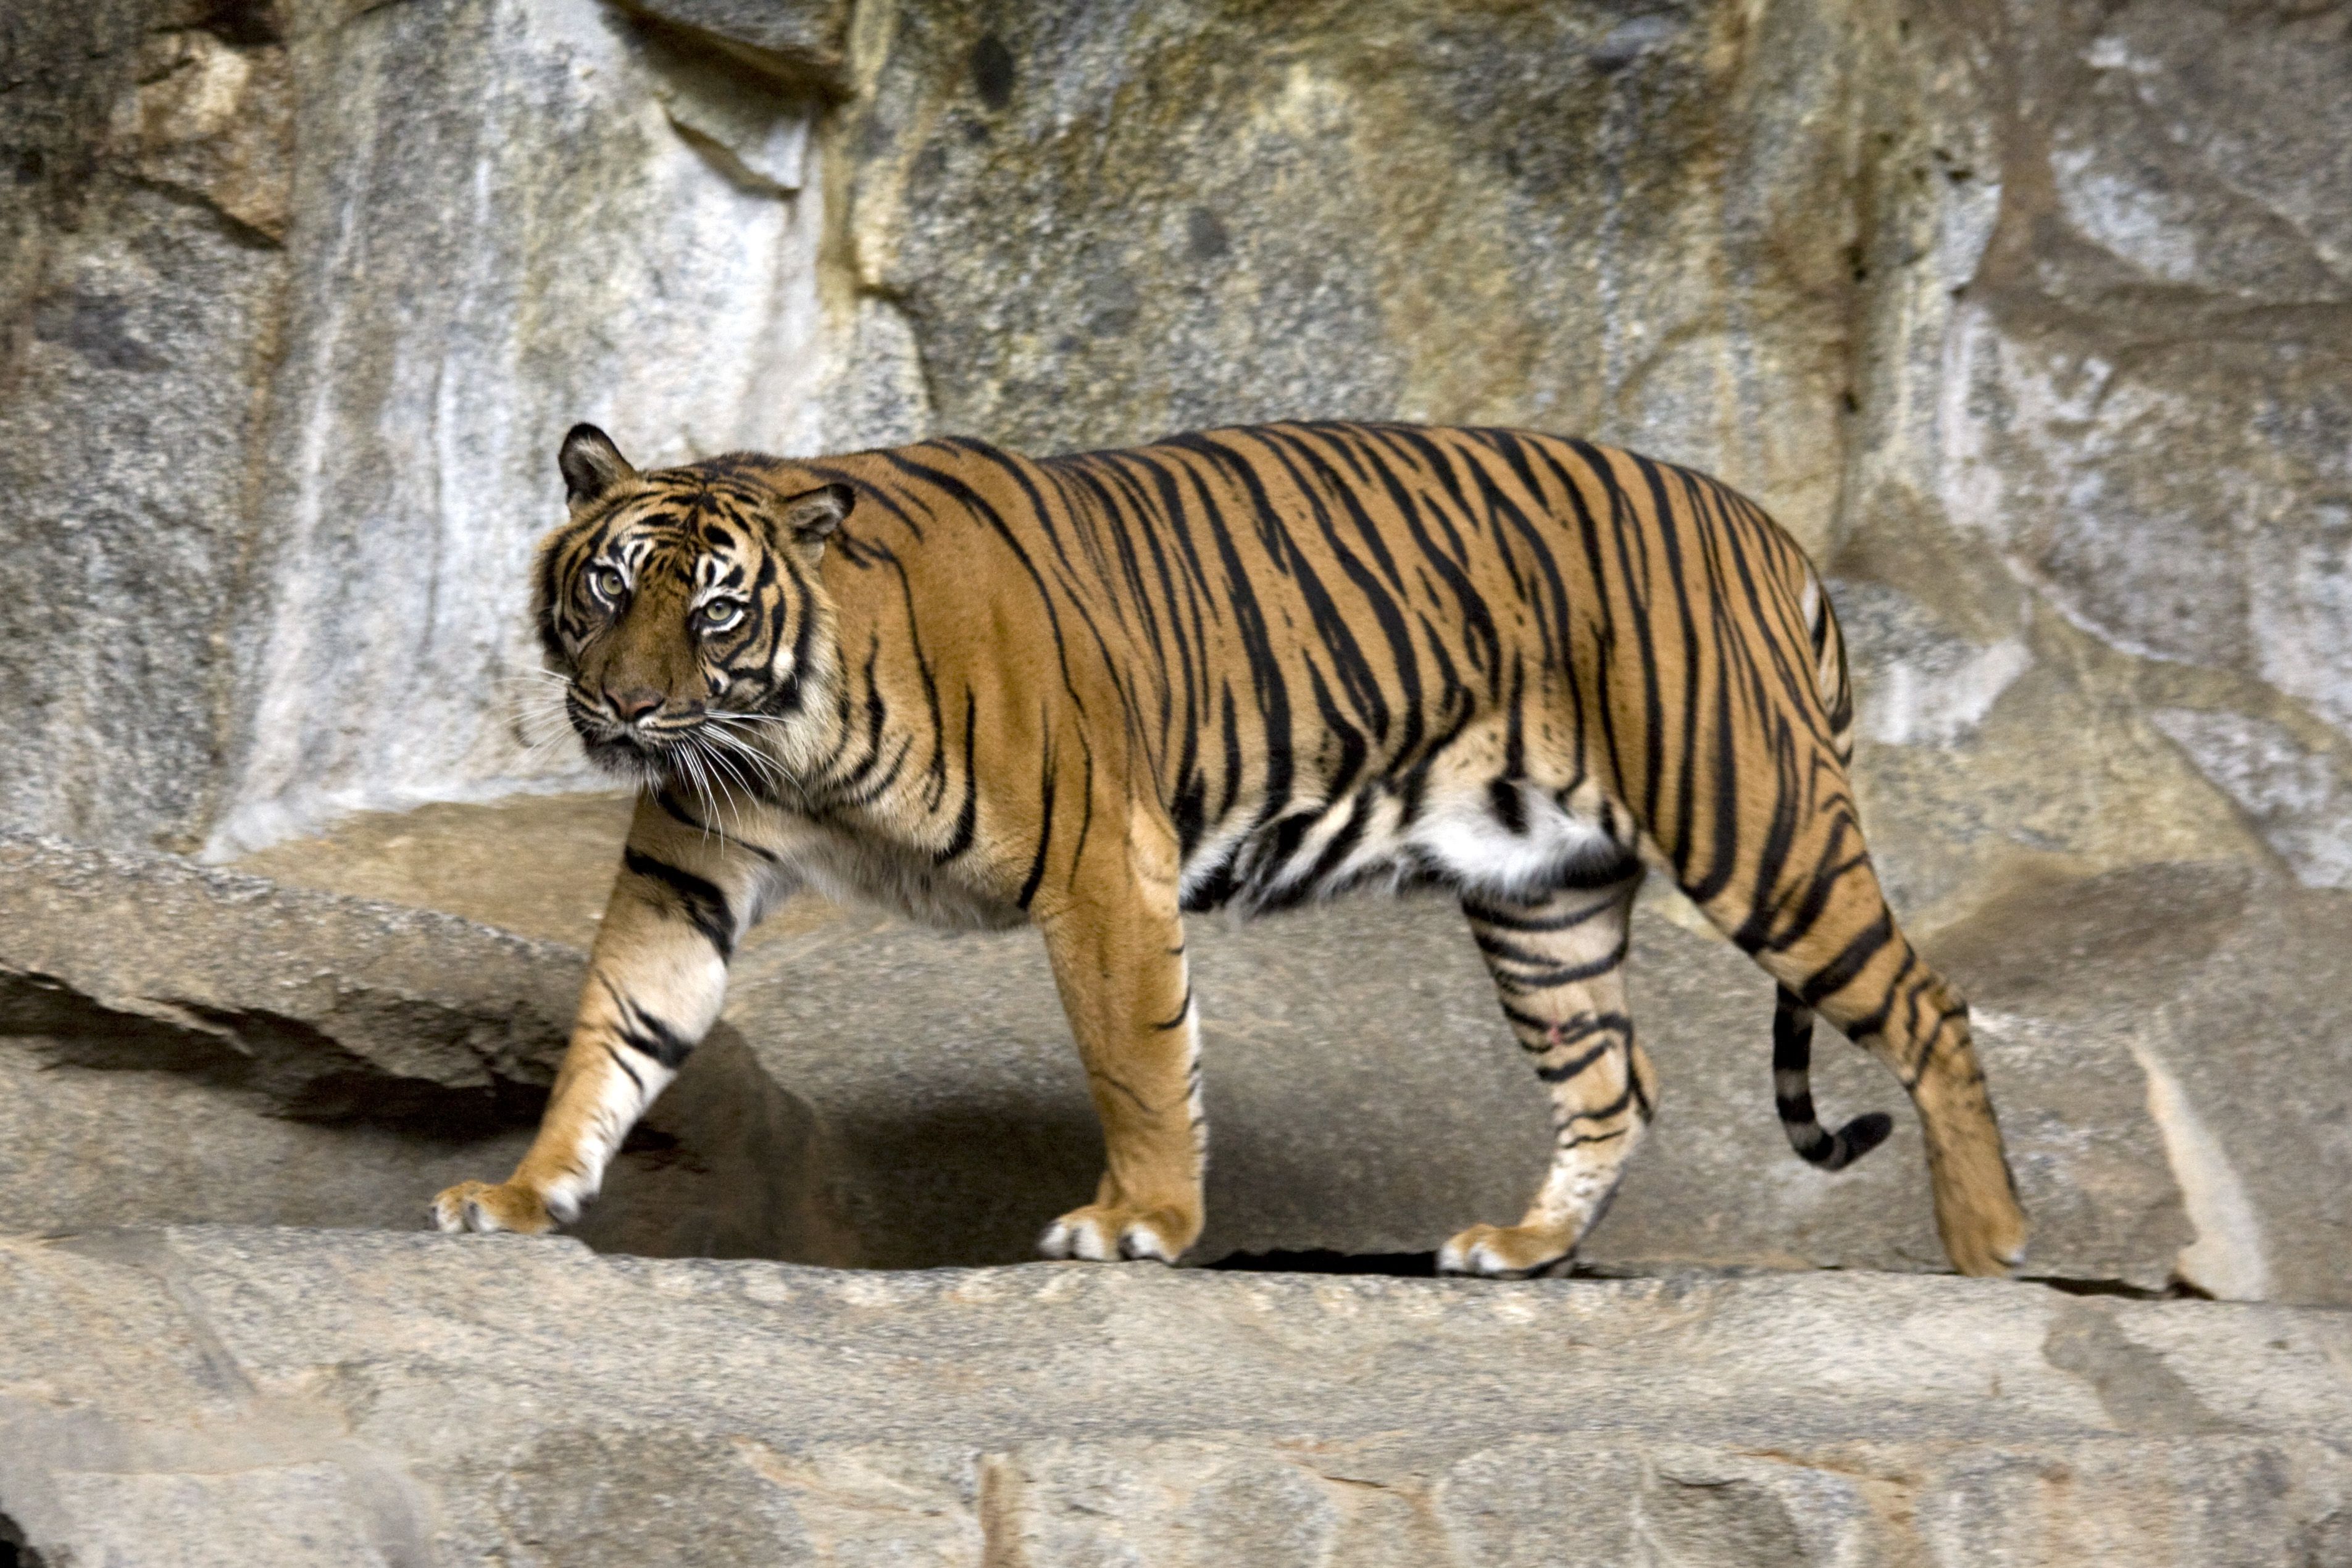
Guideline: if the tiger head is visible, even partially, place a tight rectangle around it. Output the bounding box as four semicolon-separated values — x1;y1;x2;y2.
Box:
533;423;852;788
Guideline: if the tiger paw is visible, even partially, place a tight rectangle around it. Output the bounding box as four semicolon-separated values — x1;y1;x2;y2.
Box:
1437;1221;1577;1279
1939;1192;2030;1277
431;1178;559;1236
1038;1201;1200;1264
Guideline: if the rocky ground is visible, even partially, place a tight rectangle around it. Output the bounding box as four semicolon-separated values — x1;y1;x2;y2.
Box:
4;1227;2349;1566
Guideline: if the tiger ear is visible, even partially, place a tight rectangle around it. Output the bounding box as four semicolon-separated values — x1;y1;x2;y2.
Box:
559;423;637;506
776;482;854;554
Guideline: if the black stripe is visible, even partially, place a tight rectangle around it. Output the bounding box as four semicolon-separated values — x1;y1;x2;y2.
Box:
622;848;735;959
1535;1038;1618;1084
935;688;980;864
1017;720;1057;909
604;1041;646;1096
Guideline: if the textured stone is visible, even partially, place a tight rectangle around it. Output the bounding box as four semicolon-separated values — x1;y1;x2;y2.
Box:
0;830;578;1105
0;1227;2346;1566
1830;0;2352;904
0;1043;532;1235
835;0;1866;551
0;0;844;857
613;0;853;94
1927;862;2352;1308
816;0;2352;917
0;830;854;1262
5;0;2347;927
0;0;293;854
211;0;837;855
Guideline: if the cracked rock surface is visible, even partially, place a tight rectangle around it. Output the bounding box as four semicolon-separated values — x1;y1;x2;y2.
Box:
1;1226;2348;1566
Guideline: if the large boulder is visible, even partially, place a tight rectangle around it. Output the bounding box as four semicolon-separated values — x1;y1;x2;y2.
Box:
720;850;2352;1304
213;793;2352;1306
0;830;854;1262
1;1226;2346;1566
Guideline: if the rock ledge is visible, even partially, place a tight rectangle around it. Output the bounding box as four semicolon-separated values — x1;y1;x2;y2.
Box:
1;1226;2346;1565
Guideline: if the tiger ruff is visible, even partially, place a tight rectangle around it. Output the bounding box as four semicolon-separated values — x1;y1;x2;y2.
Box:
431;420;2028;1278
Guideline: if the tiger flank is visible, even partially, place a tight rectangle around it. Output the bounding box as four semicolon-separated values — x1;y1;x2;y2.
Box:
431;421;2029;1278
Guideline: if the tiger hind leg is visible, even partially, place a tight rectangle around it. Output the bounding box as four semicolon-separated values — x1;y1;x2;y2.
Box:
1741;865;2027;1277
1439;864;1654;1277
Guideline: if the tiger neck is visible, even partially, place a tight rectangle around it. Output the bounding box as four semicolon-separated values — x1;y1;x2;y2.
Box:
749;585;933;828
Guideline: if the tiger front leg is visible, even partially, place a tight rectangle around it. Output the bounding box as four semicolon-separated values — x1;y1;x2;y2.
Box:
432;794;763;1235
1033;857;1205;1264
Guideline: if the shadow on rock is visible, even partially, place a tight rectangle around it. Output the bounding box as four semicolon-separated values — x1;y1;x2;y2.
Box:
572;1024;861;1267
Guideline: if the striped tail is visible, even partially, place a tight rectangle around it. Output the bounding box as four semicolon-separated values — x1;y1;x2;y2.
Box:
1773;987;1891;1170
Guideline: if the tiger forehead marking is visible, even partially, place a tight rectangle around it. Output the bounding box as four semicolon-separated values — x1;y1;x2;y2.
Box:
546;487;790;698
440;419;2026;1291
528;429;850;798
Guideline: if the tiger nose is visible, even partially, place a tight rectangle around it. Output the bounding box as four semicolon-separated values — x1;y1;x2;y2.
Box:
607;686;664;723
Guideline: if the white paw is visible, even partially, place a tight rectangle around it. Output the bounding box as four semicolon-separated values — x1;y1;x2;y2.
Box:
1115;1218;1175;1262
427;1180;557;1236
1038;1209;1182;1264
1437;1223;1571;1278
1040;1214;1113;1261
1435;1236;1485;1276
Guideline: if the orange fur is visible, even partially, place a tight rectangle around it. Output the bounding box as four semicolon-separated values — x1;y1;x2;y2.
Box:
433;422;2025;1277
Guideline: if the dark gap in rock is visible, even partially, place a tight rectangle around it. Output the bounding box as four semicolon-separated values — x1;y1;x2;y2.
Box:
616;6;847;102
0;971;241;1071
1207;1249;1440;1278
117;175;287;252
2028;1273;2207;1302
0;1506;48;1568
177;0;286;45
662;115;794;200
0;971;545;1140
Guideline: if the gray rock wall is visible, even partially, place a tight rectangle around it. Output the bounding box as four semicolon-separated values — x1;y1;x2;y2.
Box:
214;0;845;853
0;1;294;854
830;0;1868;547
0;0;851;857
1833;0;2352;918
4;0;2345;927
816;0;2352;920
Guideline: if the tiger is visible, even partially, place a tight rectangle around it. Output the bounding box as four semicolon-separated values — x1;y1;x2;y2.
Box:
430;419;2029;1279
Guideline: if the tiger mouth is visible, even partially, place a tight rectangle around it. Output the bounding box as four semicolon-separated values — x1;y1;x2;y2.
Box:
565;700;703;779
567;699;785;802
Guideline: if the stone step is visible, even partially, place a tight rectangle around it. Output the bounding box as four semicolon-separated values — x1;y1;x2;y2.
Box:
0;1226;2346;1566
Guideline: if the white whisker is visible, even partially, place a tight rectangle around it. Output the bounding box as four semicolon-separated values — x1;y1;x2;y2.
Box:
680;744;724;846
691;736;756;835
703;724;786;787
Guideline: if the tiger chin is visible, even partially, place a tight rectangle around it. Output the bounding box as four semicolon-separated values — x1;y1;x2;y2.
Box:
430;420;2029;1282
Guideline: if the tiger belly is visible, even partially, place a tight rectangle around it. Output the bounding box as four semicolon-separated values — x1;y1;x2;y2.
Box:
1180;773;1625;914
